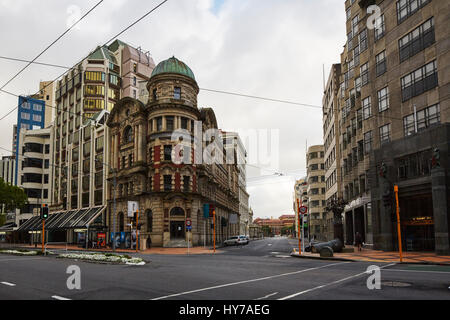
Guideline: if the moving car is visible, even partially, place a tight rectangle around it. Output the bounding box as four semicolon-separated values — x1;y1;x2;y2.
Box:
237;235;249;245
223;236;239;246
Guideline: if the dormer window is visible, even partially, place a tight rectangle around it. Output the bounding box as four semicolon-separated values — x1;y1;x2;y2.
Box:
174;87;181;99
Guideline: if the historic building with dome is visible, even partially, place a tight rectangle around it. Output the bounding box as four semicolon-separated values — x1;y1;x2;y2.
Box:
106;57;240;248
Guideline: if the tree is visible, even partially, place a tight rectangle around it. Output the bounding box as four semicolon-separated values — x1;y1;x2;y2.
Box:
325;198;348;244
0;178;28;213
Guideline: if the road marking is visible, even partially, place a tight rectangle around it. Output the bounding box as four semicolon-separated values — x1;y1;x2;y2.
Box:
1;282;16;287
0;257;42;262
255;292;279;300
151;261;350;300
278;263;396;300
52;295;71;300
382;269;450;275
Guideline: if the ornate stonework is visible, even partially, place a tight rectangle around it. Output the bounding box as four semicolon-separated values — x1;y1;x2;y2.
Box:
106;57;240;247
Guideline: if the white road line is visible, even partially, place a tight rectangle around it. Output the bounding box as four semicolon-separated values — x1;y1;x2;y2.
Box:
52;295;71;300
254;292;279;300
151;261;350;300
382;269;450;274
278;263;396;300
1;282;16;287
0;257;42;262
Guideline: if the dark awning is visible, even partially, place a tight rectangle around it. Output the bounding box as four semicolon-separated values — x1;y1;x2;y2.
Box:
47;210;77;231
0;223;17;232
17;216;40;232
74;206;105;229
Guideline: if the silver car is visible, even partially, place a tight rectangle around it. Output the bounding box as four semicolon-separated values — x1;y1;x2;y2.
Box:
224;236;239;246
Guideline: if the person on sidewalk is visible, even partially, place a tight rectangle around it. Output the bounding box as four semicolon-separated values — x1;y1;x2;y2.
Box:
146;236;152;249
355;232;363;252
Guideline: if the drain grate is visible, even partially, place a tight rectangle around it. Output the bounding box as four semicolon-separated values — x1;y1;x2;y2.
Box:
381;281;412;287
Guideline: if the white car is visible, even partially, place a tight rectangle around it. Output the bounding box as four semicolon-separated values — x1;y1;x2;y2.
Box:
223;236;239;246
237;235;249;245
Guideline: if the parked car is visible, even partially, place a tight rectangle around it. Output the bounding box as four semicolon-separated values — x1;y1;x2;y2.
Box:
223;236;239;246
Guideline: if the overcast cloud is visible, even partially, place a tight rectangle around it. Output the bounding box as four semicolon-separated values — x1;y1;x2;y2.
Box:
0;0;346;219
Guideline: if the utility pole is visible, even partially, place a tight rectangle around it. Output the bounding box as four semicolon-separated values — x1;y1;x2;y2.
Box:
112;170;117;252
136;208;139;253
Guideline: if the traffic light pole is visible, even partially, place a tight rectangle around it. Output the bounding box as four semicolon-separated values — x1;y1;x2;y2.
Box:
297;199;302;255
42;219;45;254
394;185;403;262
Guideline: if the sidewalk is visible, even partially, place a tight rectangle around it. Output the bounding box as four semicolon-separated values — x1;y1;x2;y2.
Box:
291;246;450;265
3;244;221;255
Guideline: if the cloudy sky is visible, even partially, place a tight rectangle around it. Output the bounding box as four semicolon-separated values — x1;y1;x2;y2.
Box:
0;0;346;219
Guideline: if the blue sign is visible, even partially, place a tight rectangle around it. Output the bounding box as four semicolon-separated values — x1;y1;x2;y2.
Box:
186;226;192;231
203;204;210;218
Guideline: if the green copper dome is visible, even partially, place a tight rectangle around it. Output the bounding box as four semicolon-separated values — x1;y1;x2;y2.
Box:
151;56;195;81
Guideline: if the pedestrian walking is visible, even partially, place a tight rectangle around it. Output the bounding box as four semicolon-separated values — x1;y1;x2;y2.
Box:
355;232;363;252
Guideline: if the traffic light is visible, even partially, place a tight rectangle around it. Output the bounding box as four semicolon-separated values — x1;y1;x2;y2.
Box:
209;205;215;218
382;188;393;208
40;205;49;220
132;212;138;226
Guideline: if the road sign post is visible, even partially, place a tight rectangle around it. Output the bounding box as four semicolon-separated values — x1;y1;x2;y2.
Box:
299;206;308;254
394;185;403;262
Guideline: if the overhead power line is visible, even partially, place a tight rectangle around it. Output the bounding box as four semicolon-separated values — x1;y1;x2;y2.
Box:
0;0;104;94
0;0;171;122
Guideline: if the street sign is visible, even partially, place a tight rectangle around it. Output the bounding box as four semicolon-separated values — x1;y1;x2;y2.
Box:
186;225;192;231
186;218;192;227
299;206;308;215
128;201;139;217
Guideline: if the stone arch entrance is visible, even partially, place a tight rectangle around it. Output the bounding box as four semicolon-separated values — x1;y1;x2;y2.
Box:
170;207;185;239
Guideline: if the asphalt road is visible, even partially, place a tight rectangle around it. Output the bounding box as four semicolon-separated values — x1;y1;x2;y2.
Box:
0;237;449;300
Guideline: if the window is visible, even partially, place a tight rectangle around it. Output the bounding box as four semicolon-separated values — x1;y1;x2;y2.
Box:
174;87;181;99
128;154;133;168
156;117;163;131
364;131;373;154
84;85;104;96
379;124;391;145
84;99;105;110
164;175;172;191
83;141;91;157
374;14;385;41
181;117;188;130
33;104;43;112
147;210;153;233
164;145;172;161
401;60;438;102
404;114;416;136
362;96;372;119
124;126;133;144
397;0;431;24
417;103;440;132
377;87;389;112
107;88;119;100
21;112;30;120
85;71;105;82
95;136;104;152
133;77;137;86
399;17;435;62
360;62;369;86
109;74;120;86
32;114;42;122
166;116;174;131
359;29;368;52
153;89;157;101
183;176;190;192
375;51;387;76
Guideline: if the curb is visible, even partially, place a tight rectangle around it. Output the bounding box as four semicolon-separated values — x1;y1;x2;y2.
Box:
290;252;450;266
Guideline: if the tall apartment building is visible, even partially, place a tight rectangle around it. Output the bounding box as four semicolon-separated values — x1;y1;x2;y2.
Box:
334;0;449;253
323;64;343;241
34;81;55;127
223;131;249;236
12;128;53;241
15;40;156;243
306;145;327;241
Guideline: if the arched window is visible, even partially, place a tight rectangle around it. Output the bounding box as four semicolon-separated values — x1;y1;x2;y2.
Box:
124;126;133;143
146;210;153;233
170;207;185;217
118;212;124;231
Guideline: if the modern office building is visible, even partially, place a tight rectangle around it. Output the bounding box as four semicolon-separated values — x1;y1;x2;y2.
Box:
14;96;46;184
332;0;449;253
306;145;327;241
16;40;156;245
